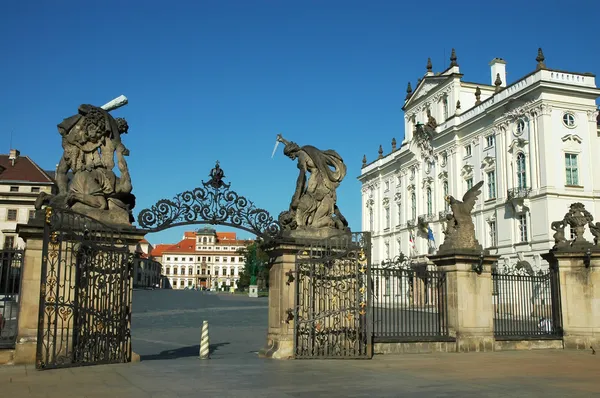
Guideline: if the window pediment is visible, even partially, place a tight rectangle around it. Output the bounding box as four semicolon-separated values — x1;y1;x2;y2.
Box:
460;164;474;179
481;156;496;170
561;134;582;144
438;170;448;180
421;176;434;189
508;138;529;153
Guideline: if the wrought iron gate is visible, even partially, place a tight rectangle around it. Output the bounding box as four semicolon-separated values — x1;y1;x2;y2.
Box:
293;232;372;359
37;207;133;370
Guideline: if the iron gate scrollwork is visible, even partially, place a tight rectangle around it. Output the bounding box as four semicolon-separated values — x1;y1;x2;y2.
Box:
293;232;372;359
37;207;133;370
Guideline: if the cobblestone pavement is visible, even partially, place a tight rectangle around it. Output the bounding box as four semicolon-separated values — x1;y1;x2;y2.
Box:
2;291;599;397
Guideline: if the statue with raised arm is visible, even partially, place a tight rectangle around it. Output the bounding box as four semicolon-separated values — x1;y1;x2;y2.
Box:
438;180;484;253
35;97;136;226
275;134;349;235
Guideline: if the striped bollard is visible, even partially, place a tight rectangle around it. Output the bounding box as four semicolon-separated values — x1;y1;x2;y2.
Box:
199;320;210;359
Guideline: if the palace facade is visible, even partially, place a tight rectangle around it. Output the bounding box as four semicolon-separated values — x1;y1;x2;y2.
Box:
0;150;56;249
151;227;251;290
359;49;600;271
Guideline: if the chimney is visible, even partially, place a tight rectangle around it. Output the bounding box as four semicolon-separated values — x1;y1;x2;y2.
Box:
490;58;506;88
8;149;20;166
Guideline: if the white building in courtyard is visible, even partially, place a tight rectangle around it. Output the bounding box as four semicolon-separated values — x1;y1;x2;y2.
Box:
151;227;251;290
359;49;600;272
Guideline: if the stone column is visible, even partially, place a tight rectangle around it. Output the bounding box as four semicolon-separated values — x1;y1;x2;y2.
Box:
542;249;600;350
429;251;499;352
258;240;301;359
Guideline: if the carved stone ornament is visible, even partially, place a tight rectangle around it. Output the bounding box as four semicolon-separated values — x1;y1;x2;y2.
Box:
438;170;448;180
437;180;485;254
460;164;474;179
551;202;598;250
275;134;350;236
394;192;402;202
382;197;390;207
35;100;136;226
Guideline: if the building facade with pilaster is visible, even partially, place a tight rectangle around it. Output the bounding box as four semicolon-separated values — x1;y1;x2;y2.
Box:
359;49;600;272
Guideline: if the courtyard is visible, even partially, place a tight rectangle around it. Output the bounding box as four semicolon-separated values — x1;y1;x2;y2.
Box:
0;291;599;397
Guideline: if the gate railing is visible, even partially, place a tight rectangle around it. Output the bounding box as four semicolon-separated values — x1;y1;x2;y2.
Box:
492;265;562;339
371;260;450;342
0;248;23;349
293;232;372;359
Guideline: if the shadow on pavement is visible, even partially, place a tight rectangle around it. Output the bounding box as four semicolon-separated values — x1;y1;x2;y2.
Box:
140;342;230;361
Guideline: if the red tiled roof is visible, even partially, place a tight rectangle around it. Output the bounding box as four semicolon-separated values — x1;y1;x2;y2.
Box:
150;244;172;257
0;155;53;183
184;231;196;238
163;238;196;253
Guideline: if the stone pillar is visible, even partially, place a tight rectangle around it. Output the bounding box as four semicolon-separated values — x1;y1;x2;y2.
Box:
12;221;44;364
542;249;600;350
429;251;499;352
258;240;300;359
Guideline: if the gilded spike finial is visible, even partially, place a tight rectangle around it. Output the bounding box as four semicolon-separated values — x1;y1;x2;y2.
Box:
45;206;53;224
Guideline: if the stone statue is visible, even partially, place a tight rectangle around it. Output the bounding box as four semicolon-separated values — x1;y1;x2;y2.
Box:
35;102;135;226
276;134;349;234
437;180;484;253
589;222;600;246
551;220;568;249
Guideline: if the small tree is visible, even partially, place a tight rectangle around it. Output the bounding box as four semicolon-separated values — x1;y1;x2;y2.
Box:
237;241;270;290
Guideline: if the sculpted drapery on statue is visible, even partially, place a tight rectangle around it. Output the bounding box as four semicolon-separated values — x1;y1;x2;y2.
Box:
276;134;349;234
36;99;136;226
438;180;484;253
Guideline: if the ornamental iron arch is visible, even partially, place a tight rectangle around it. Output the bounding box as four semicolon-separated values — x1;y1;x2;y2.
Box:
137;162;282;240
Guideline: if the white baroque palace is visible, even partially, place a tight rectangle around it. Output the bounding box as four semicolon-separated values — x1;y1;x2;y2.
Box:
151;227;252;290
359;49;600;271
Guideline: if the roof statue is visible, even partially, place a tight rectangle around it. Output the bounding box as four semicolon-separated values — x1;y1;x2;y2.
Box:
35;97;135;226
437;180;484;254
275;134;350;238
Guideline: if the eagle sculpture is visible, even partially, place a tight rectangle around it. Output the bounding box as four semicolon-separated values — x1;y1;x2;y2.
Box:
438;180;484;253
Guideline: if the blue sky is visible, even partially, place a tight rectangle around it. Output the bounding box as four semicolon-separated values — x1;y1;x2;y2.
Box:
1;0;599;245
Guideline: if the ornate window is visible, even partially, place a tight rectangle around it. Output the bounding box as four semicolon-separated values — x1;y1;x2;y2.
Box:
516;153;527;189
442;97;449;120
488;221;497;247
518;214;528;242
486;135;495;148
188;267;193;275
396;201;402;225
166;267;171;275
466;178;473;190
516;119;526;135
487;171;496;199
426;188;433;216
565;153;579;186
465;144;472;157
385;207;390;229
411;192;417;221
173;268;178;275
369;209;374;231
443;180;449;210
385;180;390;191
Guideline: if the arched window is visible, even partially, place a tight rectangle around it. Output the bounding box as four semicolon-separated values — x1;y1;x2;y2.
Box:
443;181;449;210
426;188;433;216
516;153;527;189
202;237;207;243
411;192;417;220
166;267;171;275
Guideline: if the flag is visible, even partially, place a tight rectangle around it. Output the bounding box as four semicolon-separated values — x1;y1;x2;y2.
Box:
409;232;417;256
427;226;437;252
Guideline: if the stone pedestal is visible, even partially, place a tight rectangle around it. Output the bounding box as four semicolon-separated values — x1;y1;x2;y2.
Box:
11;218;146;365
429;251;499;353
258;241;302;359
542;249;600;350
248;285;258;298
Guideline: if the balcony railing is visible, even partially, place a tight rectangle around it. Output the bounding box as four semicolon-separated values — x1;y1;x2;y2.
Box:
438;210;452;220
418;214;437;223
507;187;532;200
